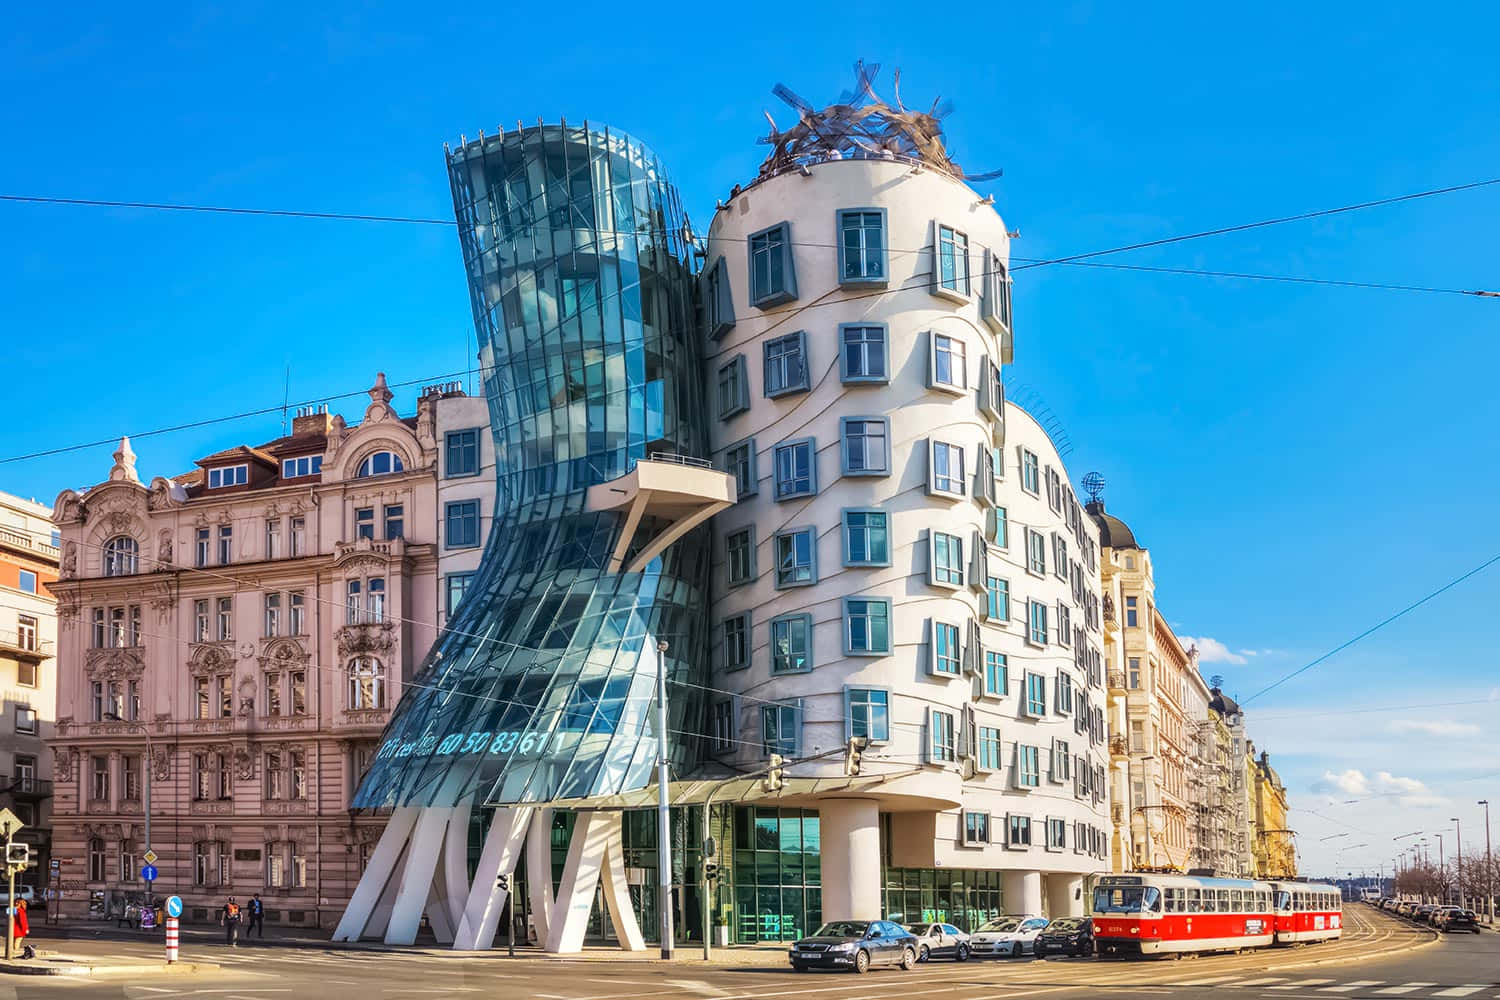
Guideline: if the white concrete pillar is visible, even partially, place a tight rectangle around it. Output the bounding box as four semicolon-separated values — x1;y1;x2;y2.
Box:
526;808;556;946
818;799;881;922
1003;870;1043;916
332;805;419;942
385;806;460;945
453;806;533;951
1047;874;1084;918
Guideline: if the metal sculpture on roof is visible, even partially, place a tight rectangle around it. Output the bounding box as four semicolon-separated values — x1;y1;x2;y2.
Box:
758;60;1003;182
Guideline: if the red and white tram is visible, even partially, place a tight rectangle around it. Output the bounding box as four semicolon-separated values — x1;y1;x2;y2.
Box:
1092;874;1341;957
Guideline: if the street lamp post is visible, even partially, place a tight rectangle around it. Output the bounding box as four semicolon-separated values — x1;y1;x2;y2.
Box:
1480;800;1493;924
1451;817;1463;909
653;641;673;960
1436;834;1445;904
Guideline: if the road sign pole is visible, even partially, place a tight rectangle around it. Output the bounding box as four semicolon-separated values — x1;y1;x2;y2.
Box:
5;856;13;961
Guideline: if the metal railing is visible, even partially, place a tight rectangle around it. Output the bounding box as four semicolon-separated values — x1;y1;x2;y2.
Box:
647;451;713;470
0;525;59;557
2;777;53;798
0;628;52;656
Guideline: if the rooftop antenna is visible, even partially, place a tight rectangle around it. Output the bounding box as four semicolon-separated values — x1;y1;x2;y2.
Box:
280;366;291;433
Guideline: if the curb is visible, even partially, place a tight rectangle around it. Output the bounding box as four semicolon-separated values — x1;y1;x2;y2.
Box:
0;961;220;977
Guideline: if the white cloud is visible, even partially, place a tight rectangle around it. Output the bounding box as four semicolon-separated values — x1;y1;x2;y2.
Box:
1314;769;1370;796
1183;636;1247;665
1388;719;1480;738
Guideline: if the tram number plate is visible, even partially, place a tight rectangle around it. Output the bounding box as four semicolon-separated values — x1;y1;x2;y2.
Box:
1314;916;1326;930
1244;919;1266;934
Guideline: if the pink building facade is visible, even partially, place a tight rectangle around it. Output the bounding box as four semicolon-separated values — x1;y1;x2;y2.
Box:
47;376;446;926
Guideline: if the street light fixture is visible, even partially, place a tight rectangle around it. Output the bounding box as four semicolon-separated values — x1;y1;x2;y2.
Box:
1451;817;1463;909
1480;800;1493;924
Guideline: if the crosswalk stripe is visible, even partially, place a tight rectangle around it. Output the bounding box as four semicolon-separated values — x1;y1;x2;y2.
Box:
1431;989;1486;997
1269;980;1336;989
1235;979;1290;987
1373;985;1438;995
1174;978;1245;987
1320;982;1385;993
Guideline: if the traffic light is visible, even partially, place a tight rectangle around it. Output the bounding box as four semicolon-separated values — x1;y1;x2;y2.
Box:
844;736;868;777
763;754;785;792
5;843;30;867
704;859;719;881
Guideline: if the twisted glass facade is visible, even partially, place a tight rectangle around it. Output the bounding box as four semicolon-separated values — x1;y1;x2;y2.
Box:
354;123;711;809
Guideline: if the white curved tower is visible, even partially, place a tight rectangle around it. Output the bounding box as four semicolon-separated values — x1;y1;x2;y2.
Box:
703;154;1111;925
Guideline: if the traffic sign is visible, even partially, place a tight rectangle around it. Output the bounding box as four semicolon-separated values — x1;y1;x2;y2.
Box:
142;850;159;866
140;864;159;882
165;895;183;918
48;859;58;873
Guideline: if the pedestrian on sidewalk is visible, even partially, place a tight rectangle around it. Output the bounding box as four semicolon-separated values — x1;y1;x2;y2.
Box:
11;899;32;959
219;896;242;947
247;894;264;939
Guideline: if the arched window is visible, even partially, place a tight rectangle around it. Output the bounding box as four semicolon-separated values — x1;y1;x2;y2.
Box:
355;450;404;478
103;535;139;576
348;657;385;710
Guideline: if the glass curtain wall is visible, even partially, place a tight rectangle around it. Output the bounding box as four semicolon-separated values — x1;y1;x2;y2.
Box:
354;123;711;811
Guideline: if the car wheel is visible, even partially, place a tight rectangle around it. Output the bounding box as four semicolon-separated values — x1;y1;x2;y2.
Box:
791;963;807;972
1013;942;1023;958
1084;942;1095;957
918;944;930;963
956;943;970;962
854;949;870;974
901;947;917;971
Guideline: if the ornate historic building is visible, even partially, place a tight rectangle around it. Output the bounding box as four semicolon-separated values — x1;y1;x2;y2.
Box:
46;376;448;925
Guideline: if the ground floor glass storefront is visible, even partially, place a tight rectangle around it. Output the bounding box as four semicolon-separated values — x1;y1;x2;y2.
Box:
882;867;1004;932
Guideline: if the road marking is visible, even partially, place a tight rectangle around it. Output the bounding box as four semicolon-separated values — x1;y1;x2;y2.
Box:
1319;981;1385;992
1432;989;1488;998
1173;978;1246;986
1269;981;1336;990
1235;979;1291;987
1372;986;1438;995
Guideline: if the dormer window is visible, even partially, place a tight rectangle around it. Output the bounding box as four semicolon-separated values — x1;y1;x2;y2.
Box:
281;455;323;479
207;465;248;489
356;451;404;478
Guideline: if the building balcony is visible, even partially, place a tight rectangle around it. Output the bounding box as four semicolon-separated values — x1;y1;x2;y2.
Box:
2;777;52;800
0;629;52;660
0;524;58;560
1107;670;1126;692
1109;736;1128;758
585;454;735;574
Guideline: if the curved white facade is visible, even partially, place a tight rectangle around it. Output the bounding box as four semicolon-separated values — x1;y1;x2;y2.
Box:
703;158;1112;920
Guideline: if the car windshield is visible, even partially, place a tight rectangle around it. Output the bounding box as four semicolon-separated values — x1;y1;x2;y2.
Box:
812;921;869;938
978;919;1020;932
1093;885;1161;914
1047;918;1086;931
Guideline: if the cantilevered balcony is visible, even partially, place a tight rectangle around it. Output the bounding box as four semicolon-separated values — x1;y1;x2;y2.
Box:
586;453;736;574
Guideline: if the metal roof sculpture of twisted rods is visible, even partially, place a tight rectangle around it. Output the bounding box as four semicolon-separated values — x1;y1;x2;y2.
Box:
757;60;1003;183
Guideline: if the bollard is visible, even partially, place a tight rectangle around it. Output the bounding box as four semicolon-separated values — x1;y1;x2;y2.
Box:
165;916;179;964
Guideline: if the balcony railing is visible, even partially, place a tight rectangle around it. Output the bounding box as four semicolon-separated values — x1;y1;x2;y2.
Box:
1109;736;1128;757
0;629;52;657
0;525;59;557
1107;670;1126;691
3;777;53;799
646;451;713;469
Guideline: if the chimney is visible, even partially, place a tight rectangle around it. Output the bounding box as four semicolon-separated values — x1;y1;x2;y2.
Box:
291;403;334;436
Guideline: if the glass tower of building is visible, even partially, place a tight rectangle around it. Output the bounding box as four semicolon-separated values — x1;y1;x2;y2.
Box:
353;123;712;810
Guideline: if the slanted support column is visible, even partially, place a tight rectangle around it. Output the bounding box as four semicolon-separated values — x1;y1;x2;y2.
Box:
1003;870;1043;917
452;806;533;951
526;808;555;946
819;799;881;922
385;806;462;945
545;811;644;954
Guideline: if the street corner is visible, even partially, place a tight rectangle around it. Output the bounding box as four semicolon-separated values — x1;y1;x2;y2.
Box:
0;953;221;977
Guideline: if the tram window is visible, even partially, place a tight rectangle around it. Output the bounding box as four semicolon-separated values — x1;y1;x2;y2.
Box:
1144;887;1162;913
1230;889;1242;910
1277;892;1292;912
1202;891;1217;913
1186;888;1200;912
1165;888;1182;913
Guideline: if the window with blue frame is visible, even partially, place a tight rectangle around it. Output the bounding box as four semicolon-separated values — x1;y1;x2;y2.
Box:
1025;672;1047;717
931;621;962;676
1015;746;1041;788
842;509;889;565
764;332;809;397
774;527;816;587
445;429;481;478
936;224;971;297
770;615;812;674
725;439;756;498
846;688;890;742
762;702;801;756
978;726;1003;771
991;505;1010;548
444;500;480;548
1028;600;1049;645
929;334;967;392
705;256;735;338
718;355;749;419
1020;448;1040;494
984;650;1008;697
838;209;887;283
445;572;474;617
1026;528;1047;575
840;325;888;383
726;527;756;585
844;598;891;655
722;613;750;670
840;418;888;475
930;531;965;588
929;441;966;498
929;709;957;762
774;439;816;500
986;576;1010;623
749;223;797;307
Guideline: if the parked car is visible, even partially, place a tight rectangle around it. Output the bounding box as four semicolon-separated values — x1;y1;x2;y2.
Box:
789;920;919;974
904;922;971;962
1434;908;1480;934
1415;904;1439;924
1035;917;1095;957
970;916;1051;958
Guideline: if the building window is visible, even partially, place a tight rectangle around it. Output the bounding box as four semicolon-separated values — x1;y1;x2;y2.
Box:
710;700;736;755
1025;528;1046;576
929;709;957;763
930;531;965;588
384;504;404;540
1007;814;1033;848
15;614;37;654
1015;746;1041;789
984;650;1008;697
1052;533;1069;580
356;450;404;478
844;598;891;655
16;568;37;595
930;621;962;676
978;357;1005;420
90;755;110;801
764;331;809;397
842;509;889;566
207;464;247;489
840;324;888;383
721;613;750;671
265;518;282;559
718;355;749;419
773;439;816;500
1126;596;1139;627
929;440;966;498
929;334;967;393
445;500;480;548
289;516;306;557
840;417;888;476
748;222;797;307
348;657;385;710
983;253;1013;332
445;573;474;619
263;593;280;637
774;527;816;588
1020;448;1040;495
725;527;756;585
705;256;735;339
265;671;283;716
985;576;1011;624
759;702;803;761
281;454;322;479
770;614;812;674
14;706;37;735
195;527;210;567
445;428;481;477
1024;672;1047;718
724;439;756;498
215;597;233;641
102;535;138;576
975;445;998;507
935;224;971;297
366;577;385;623
1128;656;1141;689
1051;740;1072;782
1047;817;1067;851
217;524;233;565
838;208;887;283
1056;673;1075;715
1057;603;1072;646
846;688;889;742
288;591;305;635
355;507;375;541
291;670;307;715
963;811;991;846
978;726;1003;771
89;837;107;882
1027;600;1049;646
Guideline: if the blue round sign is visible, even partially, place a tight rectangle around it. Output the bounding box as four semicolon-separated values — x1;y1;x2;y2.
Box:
140;864;159;882
165;895;183;918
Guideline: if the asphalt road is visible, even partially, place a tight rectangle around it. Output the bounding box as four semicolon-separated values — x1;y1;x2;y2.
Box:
7;906;1491;1000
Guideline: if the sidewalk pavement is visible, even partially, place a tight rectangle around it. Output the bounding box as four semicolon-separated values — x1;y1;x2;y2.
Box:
0;945;219;977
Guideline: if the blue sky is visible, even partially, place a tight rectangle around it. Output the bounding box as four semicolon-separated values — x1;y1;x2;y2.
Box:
3;1;1498;875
